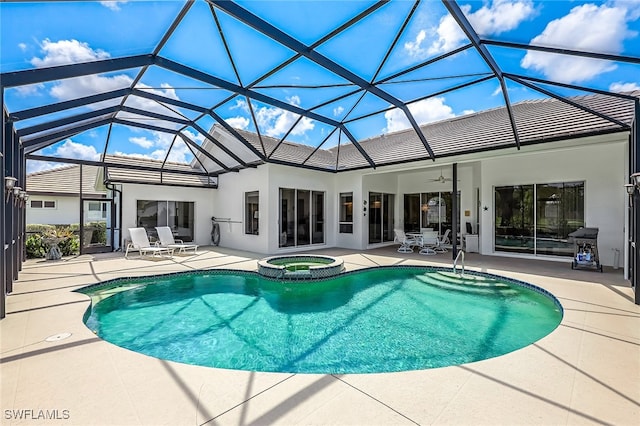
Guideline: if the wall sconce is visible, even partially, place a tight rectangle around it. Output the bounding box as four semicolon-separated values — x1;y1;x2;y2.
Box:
631;172;640;187
5;176;17;191
626;183;636;207
5;176;18;202
11;186;22;205
625;184;635;196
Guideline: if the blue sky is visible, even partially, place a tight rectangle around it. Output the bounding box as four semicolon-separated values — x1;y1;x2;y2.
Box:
1;0;639;173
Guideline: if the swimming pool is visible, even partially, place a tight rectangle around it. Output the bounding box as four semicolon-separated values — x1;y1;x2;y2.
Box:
79;266;562;374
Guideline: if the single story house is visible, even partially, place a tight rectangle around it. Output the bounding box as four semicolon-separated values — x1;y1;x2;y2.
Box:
80;90;635;270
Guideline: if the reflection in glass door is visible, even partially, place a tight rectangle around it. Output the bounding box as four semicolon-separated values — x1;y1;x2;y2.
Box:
81;199;113;254
368;192;395;244
279;188;325;247
494;182;583;257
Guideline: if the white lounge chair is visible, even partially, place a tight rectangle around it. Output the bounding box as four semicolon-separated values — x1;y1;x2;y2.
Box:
435;229;451;253
155;226;198;254
125;227;174;259
394;229;417;253
418;230;439;255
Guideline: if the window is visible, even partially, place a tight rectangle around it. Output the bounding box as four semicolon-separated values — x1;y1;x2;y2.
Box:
245;191;259;235
339;192;353;233
136;200;195;242
494;181;584;257
87;201;107;219
30;200;56;209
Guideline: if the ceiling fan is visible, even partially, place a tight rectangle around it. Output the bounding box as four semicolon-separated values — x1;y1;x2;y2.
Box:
429;169;455;183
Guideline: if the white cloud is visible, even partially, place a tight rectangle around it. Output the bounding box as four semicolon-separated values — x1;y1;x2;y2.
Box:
521;3;637;83
227;96;315;138
225;116;250;129
384;97;455;133
18;42;27;51
27;160;67;174
100;1;128;11
117;131;194;164
610;81;640;92
471;0;536;35
29;39;181;117
15;83;45;97
50;73;132;101
113;151;154;161
409;1;535;57
51;139;101;161
31;39;110;68
129;136;154;149
333;106;345;117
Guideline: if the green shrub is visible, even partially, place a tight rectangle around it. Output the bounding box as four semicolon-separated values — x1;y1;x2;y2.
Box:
26;224;55;234
88;222;106;244
25;233;46;258
55;226;80;256
25;224;80;258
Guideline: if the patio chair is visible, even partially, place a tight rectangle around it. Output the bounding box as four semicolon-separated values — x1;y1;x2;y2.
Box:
435;229;451;253
155;226;198;254
125;227;174;259
418;230;439;255
394;229;417;253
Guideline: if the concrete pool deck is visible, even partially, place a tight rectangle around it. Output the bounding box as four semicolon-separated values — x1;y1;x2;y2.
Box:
1;246;638;425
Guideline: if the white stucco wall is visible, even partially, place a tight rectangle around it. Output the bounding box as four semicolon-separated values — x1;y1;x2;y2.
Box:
212;166;270;253
478;134;627;266
212;164;339;254
334;171;364;250
26;196;79;225
121;184;215;247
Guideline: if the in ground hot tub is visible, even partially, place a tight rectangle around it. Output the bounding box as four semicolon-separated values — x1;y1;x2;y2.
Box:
257;254;344;280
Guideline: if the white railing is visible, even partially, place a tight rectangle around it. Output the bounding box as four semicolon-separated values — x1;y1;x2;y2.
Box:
453;250;465;276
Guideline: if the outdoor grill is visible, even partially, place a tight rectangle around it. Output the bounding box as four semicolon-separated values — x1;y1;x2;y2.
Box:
568;227;602;272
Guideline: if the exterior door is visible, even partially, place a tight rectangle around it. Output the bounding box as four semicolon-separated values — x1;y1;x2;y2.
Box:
368;192;395;244
81;199;113;254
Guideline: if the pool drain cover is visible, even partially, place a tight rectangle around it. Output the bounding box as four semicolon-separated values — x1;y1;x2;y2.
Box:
45;332;72;342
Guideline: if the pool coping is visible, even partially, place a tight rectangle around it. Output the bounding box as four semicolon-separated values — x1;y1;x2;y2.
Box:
75;264;563;314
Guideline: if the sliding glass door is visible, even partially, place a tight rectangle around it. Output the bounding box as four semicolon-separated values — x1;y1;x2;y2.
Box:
279;188;324;247
494;182;584;257
368;192;394;244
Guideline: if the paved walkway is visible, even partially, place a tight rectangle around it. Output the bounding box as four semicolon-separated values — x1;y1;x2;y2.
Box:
1;247;638;425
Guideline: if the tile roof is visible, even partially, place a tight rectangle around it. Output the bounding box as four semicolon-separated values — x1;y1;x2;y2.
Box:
26;164;105;197
103;155;216;187
202;91;638;173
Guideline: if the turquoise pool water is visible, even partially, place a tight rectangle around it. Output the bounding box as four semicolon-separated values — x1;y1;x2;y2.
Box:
80;267;562;374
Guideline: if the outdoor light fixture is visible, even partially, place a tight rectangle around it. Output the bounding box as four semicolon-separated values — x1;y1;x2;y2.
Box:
632;172;640;188
625;184;635;195
10;186;21;205
5;176;17;193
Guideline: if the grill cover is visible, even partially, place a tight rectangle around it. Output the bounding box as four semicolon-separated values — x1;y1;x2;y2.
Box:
568;227;599;239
